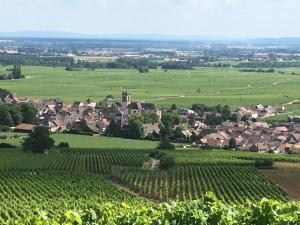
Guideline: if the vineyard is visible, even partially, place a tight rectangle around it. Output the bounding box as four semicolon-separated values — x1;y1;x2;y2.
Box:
111;165;288;203
1;147;300;223
0;171;146;223
1;149;146;174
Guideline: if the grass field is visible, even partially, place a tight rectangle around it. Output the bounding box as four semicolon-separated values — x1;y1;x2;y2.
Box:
1;66;300;108
0;132;158;149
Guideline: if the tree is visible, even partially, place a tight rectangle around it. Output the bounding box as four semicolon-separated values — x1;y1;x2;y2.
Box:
0;103;13;126
161;112;181;127
241;114;250;122
0;88;11;98
170;104;177;111
22;126;54;153
20;103;37;124
159;123;173;138
106;119;122;137
159;155;175;170
128;118;144;139
229;138;237;150
205;113;223;125
12;65;22;79
142;112;159;124
157;136;175;150
8;104;23;125
222;105;232;121
173;126;184;140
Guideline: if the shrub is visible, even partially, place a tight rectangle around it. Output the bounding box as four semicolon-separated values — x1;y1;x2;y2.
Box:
58;142;70;148
255;159;273;168
0;143;17;148
157;137;175;150
159;155;175;170
228;138;237;150
149;151;166;159
0;126;10;132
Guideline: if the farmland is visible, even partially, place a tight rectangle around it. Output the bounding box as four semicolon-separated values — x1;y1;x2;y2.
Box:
0;171;146;223
1;145;300;223
1;66;300;109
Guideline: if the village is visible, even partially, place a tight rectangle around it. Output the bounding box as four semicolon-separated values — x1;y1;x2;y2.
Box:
2;91;300;154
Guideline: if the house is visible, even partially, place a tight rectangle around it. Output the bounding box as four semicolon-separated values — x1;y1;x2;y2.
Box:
97;119;110;133
1;94;19;104
285;134;300;144
291;144;300;154
274;126;288;134
120;91;161;119
114;111;129;125
265;105;285;117
127;102;157;114
199;132;230;148
103;96;116;108
181;129;193;138
15;124;36;133
84;98;97;108
143;123;160;137
177;108;195;116
255;104;266;111
288;115;300;123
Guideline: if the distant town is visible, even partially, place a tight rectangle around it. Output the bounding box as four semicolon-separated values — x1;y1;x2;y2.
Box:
2;89;300;154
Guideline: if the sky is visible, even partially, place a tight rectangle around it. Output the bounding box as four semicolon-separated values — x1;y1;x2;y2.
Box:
0;0;300;38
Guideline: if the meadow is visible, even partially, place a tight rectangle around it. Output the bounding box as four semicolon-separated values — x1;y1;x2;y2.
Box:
1;66;300;108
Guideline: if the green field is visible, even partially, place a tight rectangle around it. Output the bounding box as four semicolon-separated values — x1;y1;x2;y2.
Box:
0;132;158;149
1;66;300;108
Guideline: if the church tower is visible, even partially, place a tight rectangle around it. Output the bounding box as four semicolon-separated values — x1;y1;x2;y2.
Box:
122;91;131;103
121;91;131;110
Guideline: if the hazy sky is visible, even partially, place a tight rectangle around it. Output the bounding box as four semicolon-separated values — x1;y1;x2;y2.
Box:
1;0;299;38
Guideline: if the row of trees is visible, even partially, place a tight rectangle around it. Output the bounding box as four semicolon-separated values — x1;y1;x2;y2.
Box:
236;61;300;68
239;68;275;73
0;54;74;67
0;65;24;80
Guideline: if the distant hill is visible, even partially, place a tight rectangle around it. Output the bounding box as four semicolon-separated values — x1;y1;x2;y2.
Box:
0;31;230;41
249;37;300;46
1;31;300;46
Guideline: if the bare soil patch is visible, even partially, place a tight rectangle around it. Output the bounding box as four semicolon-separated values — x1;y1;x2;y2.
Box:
261;169;300;200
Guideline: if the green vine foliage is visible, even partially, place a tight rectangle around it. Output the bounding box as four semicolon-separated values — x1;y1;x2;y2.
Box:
18;192;300;225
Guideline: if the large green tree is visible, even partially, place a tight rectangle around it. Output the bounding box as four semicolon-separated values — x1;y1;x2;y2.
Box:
161;112;181;127
0;103;13;126
106;119;122;137
20;103;37;124
141;112;159;124
128;117;144;139
22;126;54;154
8;104;23;125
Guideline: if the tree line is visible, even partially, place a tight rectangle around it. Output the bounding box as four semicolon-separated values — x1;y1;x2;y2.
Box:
0;65;24;80
236;61;300;68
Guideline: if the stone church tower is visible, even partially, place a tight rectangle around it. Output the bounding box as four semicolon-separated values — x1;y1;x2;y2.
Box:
121;91;131;111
